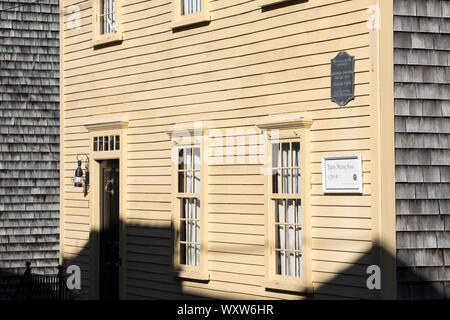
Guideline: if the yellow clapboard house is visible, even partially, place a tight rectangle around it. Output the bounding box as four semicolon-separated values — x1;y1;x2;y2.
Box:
59;0;396;299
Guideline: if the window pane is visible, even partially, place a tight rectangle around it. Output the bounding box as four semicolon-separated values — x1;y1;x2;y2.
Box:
186;148;192;192
194;171;200;193
292;142;300;193
275;199;285;224
110;136;114;151
115;135;120;150
281;143;290;167
196;244;200;267
194;148;200;170
295;254;302;278
195;198;200;238
186;148;192;170
286;200;294;250
188;243;194;266
186;170;192;193
293;168;300;193
182;0;188;15
272;143;280;194
99;136;103;151
180;219;186;244
286;252;294;277
272;143;279;168
282;169;290;193
272;169;280;194
292;142;300;167
93;137;98;152
178;172;185;193
275;200;285;275
181;198;188;219
104;136;109;151
188;199;195;265
295;200;301;225
276;251;285;276
180;243;186;265
194;147;201;193
296;225;302;252
178;148;185;170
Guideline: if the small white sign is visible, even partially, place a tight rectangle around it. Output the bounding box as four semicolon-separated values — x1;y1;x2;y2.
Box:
322;155;362;194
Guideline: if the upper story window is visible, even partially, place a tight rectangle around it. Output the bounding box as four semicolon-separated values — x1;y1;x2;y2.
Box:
93;0;123;47
182;0;202;15
100;0;117;34
173;0;210;29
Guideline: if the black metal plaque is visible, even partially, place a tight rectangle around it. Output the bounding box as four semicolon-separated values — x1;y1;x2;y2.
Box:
331;52;355;106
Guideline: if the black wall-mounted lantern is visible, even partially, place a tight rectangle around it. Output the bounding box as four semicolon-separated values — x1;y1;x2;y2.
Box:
74;154;90;196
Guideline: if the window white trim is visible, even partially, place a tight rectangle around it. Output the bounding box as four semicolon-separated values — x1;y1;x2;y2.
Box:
92;0;123;47
172;0;210;29
169;124;209;282
258;116;313;293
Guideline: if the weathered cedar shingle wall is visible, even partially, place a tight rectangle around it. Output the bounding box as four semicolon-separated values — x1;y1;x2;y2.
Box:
0;0;59;299
394;0;450;299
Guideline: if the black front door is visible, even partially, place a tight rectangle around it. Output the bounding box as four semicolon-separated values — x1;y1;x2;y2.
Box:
100;159;120;300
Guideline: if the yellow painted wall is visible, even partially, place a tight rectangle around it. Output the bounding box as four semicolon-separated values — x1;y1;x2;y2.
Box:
59;0;395;299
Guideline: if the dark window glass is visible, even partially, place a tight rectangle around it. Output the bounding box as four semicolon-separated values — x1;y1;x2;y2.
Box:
178;149;184;193
115;135;120;150
110;136;114;151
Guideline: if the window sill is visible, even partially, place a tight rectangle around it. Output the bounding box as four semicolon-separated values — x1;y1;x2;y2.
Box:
93;32;123;47
172;12;211;30
257;0;292;7
264;280;314;294
173;270;210;282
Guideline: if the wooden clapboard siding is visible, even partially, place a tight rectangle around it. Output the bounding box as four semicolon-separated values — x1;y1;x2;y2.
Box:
60;0;386;299
394;0;450;299
0;0;60;299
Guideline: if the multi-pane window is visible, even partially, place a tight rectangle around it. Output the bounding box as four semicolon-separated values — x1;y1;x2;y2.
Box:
93;135;120;152
181;0;202;15
271;142;302;277
178;147;201;266
100;0;117;34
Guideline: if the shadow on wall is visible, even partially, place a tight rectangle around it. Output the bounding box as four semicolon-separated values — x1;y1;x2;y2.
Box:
0;269;22;300
61;223;209;300
309;244;447;300
2;222;447;300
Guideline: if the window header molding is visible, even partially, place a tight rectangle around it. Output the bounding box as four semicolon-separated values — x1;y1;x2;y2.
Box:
257;113;313;130
84;117;129;132
166;121;209;145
